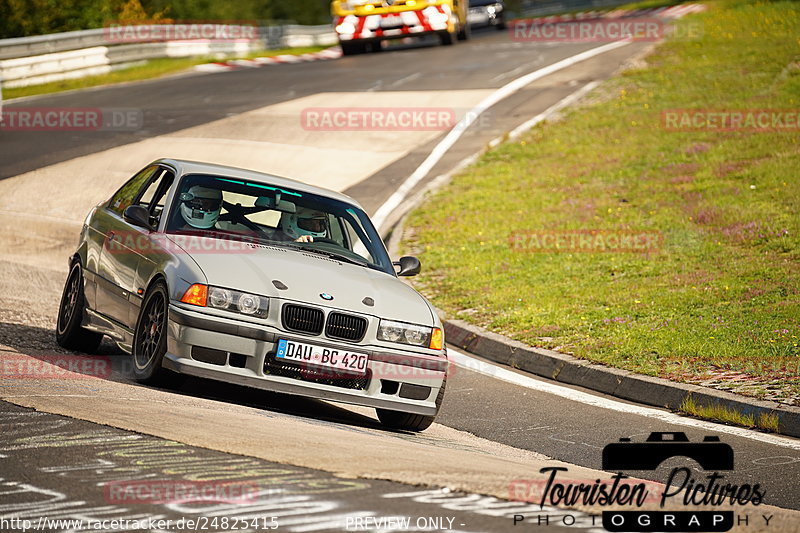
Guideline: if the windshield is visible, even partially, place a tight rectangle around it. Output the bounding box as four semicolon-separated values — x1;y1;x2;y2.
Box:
166;174;394;275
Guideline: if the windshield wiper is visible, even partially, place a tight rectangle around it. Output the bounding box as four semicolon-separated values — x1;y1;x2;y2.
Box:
294;245;370;267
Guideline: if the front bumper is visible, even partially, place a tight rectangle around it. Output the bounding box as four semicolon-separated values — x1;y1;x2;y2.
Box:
165;305;445;416
334;4;454;42
468;9;503;27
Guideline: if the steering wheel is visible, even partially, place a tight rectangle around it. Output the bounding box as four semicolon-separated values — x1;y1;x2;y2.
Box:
309;237;339;245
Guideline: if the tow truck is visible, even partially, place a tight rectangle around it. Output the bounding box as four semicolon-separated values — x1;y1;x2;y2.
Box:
332;0;470;55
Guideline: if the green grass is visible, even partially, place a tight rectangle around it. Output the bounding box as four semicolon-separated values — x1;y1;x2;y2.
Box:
609;0;696;12
679;396;781;431
403;0;800;402
3;46;329;100
514;0;693;18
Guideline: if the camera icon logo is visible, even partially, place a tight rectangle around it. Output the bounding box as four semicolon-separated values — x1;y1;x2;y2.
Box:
602;432;734;471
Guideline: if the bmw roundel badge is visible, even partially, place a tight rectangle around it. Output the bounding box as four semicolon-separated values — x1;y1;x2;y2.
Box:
320;293;334;301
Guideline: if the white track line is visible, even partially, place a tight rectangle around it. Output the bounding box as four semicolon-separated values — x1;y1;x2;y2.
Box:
448;347;800;451
372;39;631;230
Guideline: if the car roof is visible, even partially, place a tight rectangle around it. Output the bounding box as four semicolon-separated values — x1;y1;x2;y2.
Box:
155;158;365;210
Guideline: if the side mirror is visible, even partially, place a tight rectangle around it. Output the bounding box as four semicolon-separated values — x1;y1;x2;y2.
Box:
123;205;152;229
393;256;421;277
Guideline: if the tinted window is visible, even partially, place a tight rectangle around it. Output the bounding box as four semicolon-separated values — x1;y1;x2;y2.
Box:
108;166;156;215
167;174;394;275
137;167;175;225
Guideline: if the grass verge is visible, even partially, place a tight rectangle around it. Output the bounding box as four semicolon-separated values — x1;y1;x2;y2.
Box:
3;46;330;100
679;396;781;432
402;0;800;404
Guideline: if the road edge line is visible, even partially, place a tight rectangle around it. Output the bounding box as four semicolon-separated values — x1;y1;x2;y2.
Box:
446;320;800;440
372;39;631;232
446;346;800;450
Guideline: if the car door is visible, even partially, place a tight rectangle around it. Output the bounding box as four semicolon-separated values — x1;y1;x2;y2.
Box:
125;166;175;327
96;166;174;330
88;165;156;321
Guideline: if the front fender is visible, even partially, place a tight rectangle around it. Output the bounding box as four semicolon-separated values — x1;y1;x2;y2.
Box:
135;233;208;303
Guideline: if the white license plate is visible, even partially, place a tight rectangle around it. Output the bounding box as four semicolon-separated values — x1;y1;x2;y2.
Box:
276;339;368;375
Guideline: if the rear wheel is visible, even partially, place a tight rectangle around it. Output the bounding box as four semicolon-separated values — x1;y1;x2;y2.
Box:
56;261;103;353
132;281;172;384
376;376;447;432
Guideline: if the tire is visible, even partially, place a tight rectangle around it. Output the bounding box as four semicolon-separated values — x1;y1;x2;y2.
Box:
132;280;172;384
496;17;507;31
438;29;455;46
457;21;471;41
56;261;103;353
340;41;366;56
377;375;447;432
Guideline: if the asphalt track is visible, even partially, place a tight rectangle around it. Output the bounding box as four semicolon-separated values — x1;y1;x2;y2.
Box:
1;23;799;532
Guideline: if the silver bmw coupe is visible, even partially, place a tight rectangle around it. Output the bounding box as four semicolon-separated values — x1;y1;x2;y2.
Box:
56;159;447;431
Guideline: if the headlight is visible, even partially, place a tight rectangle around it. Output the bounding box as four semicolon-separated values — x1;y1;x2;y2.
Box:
335;22;356;34
378;320;444;350
182;284;269;318
237;292;262;315
208;287;233;308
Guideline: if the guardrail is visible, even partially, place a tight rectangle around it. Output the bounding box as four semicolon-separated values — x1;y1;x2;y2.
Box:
0;24;337;89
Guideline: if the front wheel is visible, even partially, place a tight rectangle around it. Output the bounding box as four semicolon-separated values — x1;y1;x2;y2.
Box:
132;281;171;384
376;376;447;432
340;41;367;56
438;29;455;46
56;261;103;353
457;22;471;41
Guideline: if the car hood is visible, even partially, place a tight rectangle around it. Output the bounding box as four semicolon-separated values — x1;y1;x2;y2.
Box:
167;235;435;325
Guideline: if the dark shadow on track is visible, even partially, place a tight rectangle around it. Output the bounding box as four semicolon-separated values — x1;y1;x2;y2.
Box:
0;321;393;433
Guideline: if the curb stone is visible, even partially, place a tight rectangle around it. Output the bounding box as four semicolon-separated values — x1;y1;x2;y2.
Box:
194;47;342;72
444;319;800;439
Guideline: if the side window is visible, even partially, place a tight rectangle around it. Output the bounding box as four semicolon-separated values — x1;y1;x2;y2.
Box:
136;168;175;225
108;166;157;215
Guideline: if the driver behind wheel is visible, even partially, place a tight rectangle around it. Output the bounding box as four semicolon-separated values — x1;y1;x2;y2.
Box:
179;185;222;229
280;207;328;243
